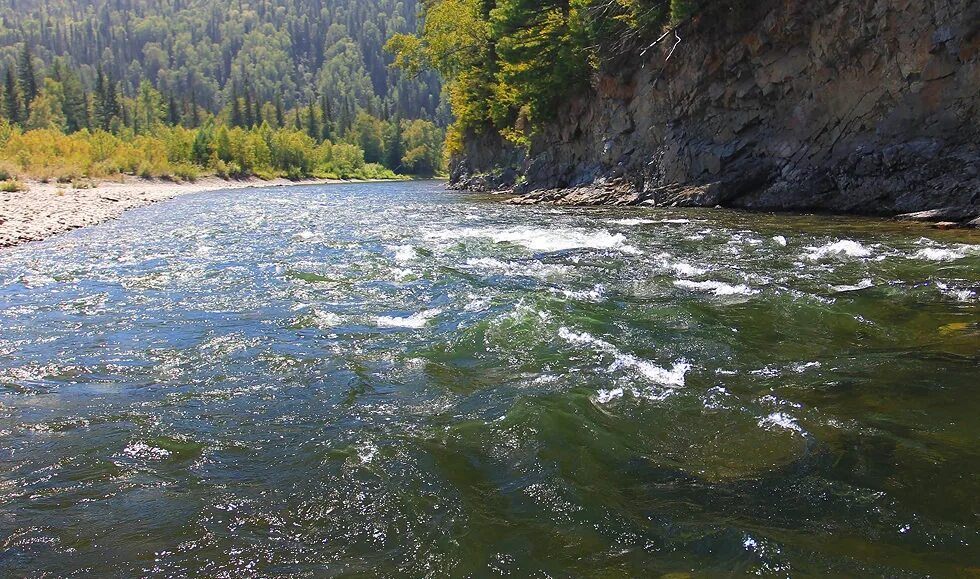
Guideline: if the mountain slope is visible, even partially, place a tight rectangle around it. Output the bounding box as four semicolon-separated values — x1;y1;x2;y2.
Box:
0;0;445;129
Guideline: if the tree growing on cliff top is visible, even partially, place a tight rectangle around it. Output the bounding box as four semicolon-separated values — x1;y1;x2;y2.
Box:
388;0;707;149
386;0;708;152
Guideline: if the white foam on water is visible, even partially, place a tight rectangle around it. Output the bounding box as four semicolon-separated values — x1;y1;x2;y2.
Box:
831;278;874;292
463;294;492;312
607;218;657;226
671;262;708;277
703;385;731;410
556;284;606;302
465;257;509;269
293;230;316;241
652;253;708;278
376;308;442;329
791;361;822;373
773;235;788;246
20;274;59;287
430;226;638;253
464;257;572;279
913;245;978;261
595;388;625;403
358;443;378;464
390;267;415;281
659;218;692;224
934;282;977;302
951;289;977;301
804;240;872;260
559;327;690;393
123;442;171;460
758;412;805;435
673;279;758;296
389;244;418;262
313;310;342;327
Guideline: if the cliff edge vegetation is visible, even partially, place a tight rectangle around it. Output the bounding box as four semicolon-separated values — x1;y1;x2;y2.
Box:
390;0;980;226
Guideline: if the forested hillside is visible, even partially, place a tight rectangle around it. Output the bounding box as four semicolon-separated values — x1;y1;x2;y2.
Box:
0;0;448;182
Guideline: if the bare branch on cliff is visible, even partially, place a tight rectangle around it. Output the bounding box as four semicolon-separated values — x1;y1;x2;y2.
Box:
652;29;683;85
640;27;675;57
640;18;687;57
664;29;682;62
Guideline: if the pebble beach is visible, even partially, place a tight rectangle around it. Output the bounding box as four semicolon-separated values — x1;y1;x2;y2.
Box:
0;176;353;248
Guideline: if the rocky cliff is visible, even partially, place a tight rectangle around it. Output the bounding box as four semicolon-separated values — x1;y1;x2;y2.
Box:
450;0;980;225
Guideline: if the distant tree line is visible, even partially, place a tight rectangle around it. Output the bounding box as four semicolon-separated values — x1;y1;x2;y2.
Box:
0;0;448;126
0;0;449;181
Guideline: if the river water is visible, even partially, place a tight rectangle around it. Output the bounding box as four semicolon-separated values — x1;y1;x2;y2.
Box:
0;181;978;576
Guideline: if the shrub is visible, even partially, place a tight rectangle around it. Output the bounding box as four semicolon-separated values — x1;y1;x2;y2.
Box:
0;180;27;192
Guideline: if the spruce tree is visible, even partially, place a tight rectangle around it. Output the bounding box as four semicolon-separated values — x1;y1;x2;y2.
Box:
61;67;89;132
168;93;180;125
243;87;254;127
305;99;319;141
93;68;107;129
320;94;333;141
230;85;243;127
274;94;284;128
18;43;38;113
386;116;404;173
190;84;200;127
3;69;21;124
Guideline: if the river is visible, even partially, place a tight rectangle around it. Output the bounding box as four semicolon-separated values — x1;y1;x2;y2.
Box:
1;180;978;575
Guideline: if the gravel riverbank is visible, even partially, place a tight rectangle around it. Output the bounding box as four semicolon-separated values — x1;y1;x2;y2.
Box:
0;176;363;248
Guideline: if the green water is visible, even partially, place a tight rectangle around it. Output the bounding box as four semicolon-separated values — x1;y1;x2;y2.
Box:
0;181;978;576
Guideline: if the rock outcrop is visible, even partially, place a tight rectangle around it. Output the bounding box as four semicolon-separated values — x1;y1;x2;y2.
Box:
449;0;980;225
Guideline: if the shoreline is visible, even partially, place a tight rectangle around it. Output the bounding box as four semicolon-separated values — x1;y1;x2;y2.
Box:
493;183;980;230
0;176;396;249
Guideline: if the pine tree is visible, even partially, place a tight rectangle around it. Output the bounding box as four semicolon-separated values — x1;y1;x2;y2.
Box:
18;43;38;114
230;85;243;127
386;116;404;172
168;93;180;125
274;94;284;128
243;87;254;127
320;93;333;141
94;68;121;130
305;99;320;141
253;91;262;126
190;84;200;127
60;67;89;132
3;69;21;124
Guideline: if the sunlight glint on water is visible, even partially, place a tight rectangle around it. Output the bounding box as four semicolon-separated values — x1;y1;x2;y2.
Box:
1;181;978;576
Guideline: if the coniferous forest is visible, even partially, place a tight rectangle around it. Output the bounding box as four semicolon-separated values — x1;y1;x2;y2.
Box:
0;0;448;182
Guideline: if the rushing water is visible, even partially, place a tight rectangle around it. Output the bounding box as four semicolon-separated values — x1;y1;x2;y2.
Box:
0;181;978;576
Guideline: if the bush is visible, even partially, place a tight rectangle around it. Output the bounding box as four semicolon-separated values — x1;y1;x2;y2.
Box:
171;163;200;182
1;180;28;192
0;120;409;182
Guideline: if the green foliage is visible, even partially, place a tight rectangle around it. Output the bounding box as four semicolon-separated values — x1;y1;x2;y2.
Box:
389;0;691;147
0;1;446;126
0;1;449;178
400;119;446;176
1;179;27;192
0;117;430;182
349;112;385;165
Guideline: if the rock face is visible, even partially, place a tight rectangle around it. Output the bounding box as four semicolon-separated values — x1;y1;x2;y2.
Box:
449;0;980;224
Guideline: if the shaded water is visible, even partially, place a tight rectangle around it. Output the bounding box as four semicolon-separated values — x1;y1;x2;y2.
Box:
1;181;978;576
